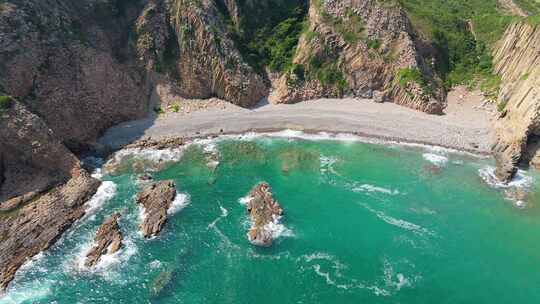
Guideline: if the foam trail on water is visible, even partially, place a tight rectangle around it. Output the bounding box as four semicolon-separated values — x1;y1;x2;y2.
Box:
352;184;399;195
361;203;434;236
208;204;229;229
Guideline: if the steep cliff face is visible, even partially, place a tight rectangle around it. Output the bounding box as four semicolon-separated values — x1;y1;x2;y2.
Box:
492;21;540;181
0;99;82;203
135;0;267;107
269;0;446;114
0;0;149;152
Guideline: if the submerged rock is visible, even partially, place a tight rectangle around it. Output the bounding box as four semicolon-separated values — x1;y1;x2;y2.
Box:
85;213;123;268
137;181;177;238
245;183;284;247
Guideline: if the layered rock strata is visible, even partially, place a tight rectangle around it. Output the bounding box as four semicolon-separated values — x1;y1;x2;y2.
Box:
136;180;177;238
245;182;284;247
135;0;267;107
84;213;123;268
0;172;100;290
492;21;540;182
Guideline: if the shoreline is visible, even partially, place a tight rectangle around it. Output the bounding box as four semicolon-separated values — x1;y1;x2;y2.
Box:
99;96;496;156
119;128;492;158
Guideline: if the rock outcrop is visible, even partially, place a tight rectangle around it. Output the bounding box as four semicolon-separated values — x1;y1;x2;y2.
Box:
85;213;123;268
245;182;284;247
492;21;540;182
136;180;176;238
135;0;267;107
269;0;446;114
0;99;82;205
0;171;100;290
0;0;149;152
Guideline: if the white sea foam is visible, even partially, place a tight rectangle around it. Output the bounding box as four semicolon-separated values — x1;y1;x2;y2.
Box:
352;184;400;195
361;204;433;236
104;147;185;174
382;258;415;292
479;166;534;207
83;181;117;219
168;192;190;215
72;236;137;281
422;153;448;166
238;195;253;205
208;205;229;229
209;129;483;158
149;260;162;269
0;283;52;304
479;166;533;189
320;155;340;175
262;215;295;239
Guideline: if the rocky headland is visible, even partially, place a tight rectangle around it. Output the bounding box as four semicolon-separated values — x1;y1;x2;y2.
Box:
0;171;100;290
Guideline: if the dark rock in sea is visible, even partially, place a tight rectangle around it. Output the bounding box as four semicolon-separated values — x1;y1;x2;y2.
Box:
245;182;283;247
136;180;176;238
85;213;123;268
0;171;100;291
139;174;154;182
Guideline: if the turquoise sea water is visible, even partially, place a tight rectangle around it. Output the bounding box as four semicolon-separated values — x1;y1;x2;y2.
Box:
3;135;540;303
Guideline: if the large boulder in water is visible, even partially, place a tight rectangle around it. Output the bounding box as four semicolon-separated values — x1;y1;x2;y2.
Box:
245;182;284;247
136;180;176;238
85;213;123;268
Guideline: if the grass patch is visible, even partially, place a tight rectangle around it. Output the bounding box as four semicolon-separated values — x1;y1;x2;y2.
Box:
497;99;508;112
396;68;434;96
0;95;12;112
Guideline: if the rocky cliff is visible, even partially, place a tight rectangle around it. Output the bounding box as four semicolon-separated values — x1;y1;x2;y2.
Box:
269;0;446;114
0;99;81;202
0;0;149;152
492;21;540;181
135;0;267;107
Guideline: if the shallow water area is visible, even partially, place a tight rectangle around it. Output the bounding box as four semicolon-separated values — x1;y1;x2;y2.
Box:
3;133;540;303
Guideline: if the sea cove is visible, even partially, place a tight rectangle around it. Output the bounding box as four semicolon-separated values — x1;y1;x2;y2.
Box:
3;135;540;303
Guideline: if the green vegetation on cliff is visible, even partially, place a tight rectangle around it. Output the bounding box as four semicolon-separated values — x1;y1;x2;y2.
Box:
0;96;12;112
217;0;308;73
394;0;540;89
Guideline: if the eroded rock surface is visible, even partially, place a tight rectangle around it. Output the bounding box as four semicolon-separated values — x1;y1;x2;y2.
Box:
136;180;176;238
135;0;267;107
269;0;446;114
492;22;540;182
245;182;283;247
85;213;123;268
0;172;100;290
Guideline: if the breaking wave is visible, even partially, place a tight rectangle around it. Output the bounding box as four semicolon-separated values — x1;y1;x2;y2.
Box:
83;181;117;220
168;192;191;215
479;166;533;208
422;153;448;166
